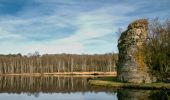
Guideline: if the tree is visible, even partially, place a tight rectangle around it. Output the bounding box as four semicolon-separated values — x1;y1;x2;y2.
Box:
144;18;170;81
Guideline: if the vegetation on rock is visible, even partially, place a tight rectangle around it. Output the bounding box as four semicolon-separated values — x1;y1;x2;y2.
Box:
117;19;155;84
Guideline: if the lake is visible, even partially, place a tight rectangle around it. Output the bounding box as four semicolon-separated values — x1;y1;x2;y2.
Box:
0;76;169;100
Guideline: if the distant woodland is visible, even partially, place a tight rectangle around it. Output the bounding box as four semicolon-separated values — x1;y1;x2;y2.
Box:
0;53;118;74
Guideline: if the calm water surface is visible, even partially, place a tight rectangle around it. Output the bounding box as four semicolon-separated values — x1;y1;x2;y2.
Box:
0;76;169;100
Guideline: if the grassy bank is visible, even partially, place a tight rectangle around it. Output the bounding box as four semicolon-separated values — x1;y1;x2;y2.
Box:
88;77;170;90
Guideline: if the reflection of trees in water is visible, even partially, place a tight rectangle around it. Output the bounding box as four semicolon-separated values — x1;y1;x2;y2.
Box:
2;76;168;99
117;89;170;100
26;92;39;98
150;90;170;100
0;76;115;94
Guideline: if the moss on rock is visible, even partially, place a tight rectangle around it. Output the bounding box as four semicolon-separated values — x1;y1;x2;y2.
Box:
117;19;156;84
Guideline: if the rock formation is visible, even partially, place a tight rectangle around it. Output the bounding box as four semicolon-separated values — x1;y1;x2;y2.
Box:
117;19;156;83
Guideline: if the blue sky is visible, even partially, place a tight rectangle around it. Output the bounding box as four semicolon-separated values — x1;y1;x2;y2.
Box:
0;0;170;54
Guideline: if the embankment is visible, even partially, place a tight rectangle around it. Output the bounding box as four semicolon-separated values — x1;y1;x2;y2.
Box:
88;78;170;90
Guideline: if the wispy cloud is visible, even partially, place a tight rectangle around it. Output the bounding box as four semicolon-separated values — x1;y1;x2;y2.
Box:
53;5;136;53
0;0;169;54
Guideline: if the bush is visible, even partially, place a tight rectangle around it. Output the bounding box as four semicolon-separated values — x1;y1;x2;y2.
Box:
144;18;170;82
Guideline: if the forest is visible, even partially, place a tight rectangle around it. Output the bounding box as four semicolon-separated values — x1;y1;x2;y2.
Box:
144;19;170;81
0;53;118;74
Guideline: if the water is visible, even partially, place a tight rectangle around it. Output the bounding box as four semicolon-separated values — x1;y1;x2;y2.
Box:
0;76;169;100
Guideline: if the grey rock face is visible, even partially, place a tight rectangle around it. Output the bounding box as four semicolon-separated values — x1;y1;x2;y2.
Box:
117;19;156;83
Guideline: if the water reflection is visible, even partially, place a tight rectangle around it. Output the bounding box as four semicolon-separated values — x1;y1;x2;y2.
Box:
0;76;114;93
0;76;169;100
117;89;170;100
0;76;117;100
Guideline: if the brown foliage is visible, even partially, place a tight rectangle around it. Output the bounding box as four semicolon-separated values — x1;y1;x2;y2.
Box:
144;18;170;81
0;53;118;74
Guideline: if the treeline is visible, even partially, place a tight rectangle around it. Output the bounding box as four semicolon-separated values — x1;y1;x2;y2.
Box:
0;53;118;74
144;18;170;81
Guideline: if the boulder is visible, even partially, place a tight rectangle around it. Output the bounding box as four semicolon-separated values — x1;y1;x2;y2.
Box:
117;19;156;83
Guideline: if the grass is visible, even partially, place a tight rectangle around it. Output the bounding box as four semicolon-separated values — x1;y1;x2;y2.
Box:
88;77;170;90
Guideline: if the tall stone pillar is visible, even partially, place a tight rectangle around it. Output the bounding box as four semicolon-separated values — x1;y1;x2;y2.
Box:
117;19;156;83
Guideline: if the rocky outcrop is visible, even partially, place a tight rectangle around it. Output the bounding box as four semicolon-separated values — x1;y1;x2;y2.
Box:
117;19;156;83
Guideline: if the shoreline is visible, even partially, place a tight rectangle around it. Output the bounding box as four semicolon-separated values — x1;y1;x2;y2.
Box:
88;78;170;90
0;72;117;77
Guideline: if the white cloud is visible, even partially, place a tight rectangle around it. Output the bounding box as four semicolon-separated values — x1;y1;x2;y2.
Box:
1;1;158;54
0;28;24;41
51;5;135;53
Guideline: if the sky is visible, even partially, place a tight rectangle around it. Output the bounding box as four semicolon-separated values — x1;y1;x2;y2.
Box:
0;0;170;55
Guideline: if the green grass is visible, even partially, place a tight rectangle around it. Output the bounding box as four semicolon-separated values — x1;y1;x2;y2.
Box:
88;77;170;90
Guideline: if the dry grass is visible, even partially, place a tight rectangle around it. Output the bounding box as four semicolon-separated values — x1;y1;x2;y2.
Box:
0;72;117;76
